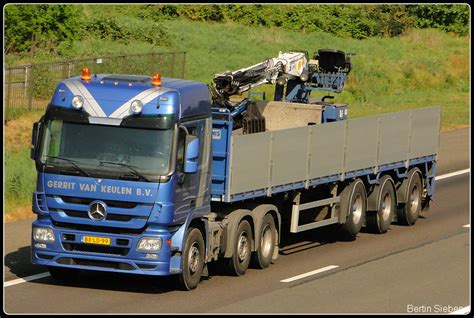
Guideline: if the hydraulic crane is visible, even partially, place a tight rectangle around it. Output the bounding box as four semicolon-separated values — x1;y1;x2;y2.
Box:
210;49;354;132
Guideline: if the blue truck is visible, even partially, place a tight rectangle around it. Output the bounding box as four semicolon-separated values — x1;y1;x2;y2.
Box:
30;50;440;290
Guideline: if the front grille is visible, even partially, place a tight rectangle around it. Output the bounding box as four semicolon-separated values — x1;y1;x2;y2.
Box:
53;221;145;235
56;195;144;209
59;210;147;222
63;243;130;256
57;257;134;270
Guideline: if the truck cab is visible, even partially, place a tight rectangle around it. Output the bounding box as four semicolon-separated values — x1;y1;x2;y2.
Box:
30;70;213;284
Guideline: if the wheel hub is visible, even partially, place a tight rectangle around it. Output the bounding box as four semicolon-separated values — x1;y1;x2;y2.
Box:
237;232;249;262
188;243;200;275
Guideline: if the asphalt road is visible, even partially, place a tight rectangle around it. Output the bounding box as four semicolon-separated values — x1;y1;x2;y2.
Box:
3;128;470;314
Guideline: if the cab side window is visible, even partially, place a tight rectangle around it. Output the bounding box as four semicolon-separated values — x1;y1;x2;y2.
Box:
176;125;197;173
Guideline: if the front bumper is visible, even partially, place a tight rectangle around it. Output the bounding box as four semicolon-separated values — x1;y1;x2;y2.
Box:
31;219;182;276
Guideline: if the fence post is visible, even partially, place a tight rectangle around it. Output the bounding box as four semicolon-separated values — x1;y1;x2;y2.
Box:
24;66;28;105
170;53;176;77
27;65;33;111
62;61;69;80
6;69;12;122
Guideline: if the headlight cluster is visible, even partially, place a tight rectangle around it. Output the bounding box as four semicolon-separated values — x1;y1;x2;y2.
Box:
33;227;55;243
137;237;162;252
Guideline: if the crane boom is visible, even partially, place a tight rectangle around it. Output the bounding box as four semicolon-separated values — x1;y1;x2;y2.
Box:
212;51;308;101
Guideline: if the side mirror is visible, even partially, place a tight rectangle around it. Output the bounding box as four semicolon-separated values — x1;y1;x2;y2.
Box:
30;121;41;160
183;135;199;173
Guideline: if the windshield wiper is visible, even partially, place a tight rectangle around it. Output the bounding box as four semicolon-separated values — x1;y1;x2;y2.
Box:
98;160;151;182
45;156;91;177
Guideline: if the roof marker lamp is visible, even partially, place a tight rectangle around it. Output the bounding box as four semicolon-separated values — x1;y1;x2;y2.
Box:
131;100;144;114
81;67;91;81
71;95;84;109
152;72;161;86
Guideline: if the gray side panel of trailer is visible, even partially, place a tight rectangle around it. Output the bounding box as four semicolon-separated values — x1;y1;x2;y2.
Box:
309;121;346;179
229;132;271;194
344;117;379;172
228;107;441;197
271;127;310;186
378;111;411;165
409;107;441;158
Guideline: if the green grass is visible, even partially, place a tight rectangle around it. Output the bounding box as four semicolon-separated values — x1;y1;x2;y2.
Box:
4;149;37;217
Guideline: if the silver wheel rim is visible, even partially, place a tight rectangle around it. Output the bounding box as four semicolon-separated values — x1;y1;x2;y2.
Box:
380;192;392;221
260;224;273;258
237;231;249;263
352;193;363;224
188;242;200;275
409;184;420;214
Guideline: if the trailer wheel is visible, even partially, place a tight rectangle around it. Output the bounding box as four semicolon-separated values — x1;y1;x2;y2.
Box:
251;213;276;269
177;227;205;290
226;220;253;276
48;266;80;282
338;179;367;241
397;170;422;226
366;175;396;234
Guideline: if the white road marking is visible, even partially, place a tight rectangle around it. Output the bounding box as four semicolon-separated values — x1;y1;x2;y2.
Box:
4;272;50;287
280;265;339;283
435;169;470;181
462;224;470;228
450;306;470;314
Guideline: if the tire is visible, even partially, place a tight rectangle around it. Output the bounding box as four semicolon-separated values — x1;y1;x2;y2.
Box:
48;266;80;282
338;179;367;241
226;220;253;276
397;170;422;226
177;227;205;290
251;214;276;269
366;176;396;234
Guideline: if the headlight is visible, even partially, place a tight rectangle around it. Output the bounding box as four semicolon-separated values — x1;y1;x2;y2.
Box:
130;100;143;114
71;95;84;109
137;237;162;252
33;227;55;243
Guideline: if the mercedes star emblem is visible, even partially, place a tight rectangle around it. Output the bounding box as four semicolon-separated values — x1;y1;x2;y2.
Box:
88;201;107;221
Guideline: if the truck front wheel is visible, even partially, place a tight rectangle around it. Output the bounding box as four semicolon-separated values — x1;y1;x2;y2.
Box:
177;227;205;290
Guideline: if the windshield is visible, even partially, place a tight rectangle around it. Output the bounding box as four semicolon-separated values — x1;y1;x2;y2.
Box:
39;119;174;180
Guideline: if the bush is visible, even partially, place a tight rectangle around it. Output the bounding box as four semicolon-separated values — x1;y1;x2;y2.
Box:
5;4;83;54
85;14;170;46
407;4;470;36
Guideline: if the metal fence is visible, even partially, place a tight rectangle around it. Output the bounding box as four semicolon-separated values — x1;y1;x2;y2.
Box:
4;51;186;122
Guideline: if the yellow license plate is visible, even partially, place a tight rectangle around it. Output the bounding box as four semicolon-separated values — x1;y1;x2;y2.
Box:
82;236;111;245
